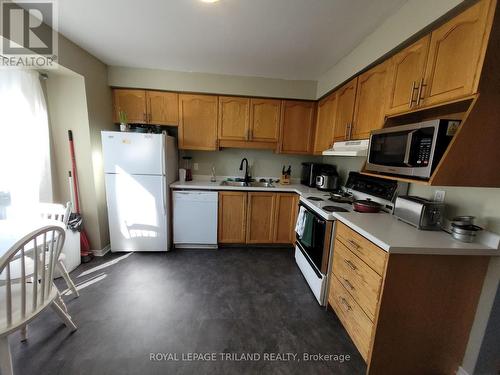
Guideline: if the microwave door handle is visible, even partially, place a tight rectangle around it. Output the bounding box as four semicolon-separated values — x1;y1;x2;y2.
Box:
403;130;417;166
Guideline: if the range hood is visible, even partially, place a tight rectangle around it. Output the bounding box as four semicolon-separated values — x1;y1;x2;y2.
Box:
322;139;369;157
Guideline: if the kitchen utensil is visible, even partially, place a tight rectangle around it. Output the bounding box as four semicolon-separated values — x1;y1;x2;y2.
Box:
329;190;354;203
451;224;482;234
450;223;482;243
394;195;445;230
353;199;382;213
451;216;475;226
451;232;476;243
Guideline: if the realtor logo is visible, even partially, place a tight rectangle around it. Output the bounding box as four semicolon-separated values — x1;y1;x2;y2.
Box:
0;0;58;68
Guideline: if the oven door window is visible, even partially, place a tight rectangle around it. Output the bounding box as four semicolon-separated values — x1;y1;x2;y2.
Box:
297;212;325;272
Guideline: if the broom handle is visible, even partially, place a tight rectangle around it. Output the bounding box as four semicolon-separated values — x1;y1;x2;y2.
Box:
68;130;81;214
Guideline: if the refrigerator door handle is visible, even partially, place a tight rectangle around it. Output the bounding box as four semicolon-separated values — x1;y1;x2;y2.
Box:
161;133;166;175
162;176;167;216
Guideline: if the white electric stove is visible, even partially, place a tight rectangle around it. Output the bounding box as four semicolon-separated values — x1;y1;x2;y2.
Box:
295;172;408;306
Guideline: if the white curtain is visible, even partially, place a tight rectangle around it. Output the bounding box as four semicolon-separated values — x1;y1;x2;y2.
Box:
0;69;52;219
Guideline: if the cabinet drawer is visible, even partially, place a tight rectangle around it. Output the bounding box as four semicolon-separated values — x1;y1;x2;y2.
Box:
329;275;373;361
335;222;387;275
333;240;382;321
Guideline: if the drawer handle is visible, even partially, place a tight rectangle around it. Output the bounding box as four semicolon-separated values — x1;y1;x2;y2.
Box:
344;259;357;270
348;239;360;249
343;278;355;290
340;297;352;311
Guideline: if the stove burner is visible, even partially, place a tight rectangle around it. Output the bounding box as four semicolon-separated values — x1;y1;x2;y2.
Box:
307;197;324;201
329;197;353;204
322;205;349;213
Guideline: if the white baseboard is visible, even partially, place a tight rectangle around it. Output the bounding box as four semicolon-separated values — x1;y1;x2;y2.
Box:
92;244;110;257
456;366;470;375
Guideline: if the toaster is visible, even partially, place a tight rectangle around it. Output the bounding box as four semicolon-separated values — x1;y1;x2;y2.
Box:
394;196;445;230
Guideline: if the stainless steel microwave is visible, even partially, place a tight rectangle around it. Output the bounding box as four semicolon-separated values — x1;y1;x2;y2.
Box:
365;119;460;179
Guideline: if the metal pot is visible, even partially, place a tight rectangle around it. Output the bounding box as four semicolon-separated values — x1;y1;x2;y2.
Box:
353;199;383;213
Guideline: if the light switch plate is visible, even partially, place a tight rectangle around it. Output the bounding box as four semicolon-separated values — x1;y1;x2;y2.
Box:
193;163;199;171
434;190;446;202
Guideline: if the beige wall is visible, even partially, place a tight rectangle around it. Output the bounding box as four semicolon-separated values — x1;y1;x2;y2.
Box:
316;0;465;97
108;66;317;100
181;149;321;180
49;34;114;250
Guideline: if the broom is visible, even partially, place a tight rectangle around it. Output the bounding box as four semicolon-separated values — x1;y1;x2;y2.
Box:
68;130;93;262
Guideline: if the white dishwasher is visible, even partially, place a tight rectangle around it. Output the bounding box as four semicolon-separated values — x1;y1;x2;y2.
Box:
173;191;218;248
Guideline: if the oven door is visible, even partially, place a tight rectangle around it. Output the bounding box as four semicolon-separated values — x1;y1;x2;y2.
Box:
295;204;330;274
366;121;439;178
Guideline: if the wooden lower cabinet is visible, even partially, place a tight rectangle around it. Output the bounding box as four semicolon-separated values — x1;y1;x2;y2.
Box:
246;193;276;243
328;222;490;374
218;192;247;243
273;193;299;244
218;191;298;245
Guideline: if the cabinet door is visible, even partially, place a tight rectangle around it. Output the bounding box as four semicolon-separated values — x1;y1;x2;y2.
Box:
147;91;179;126
246;192;276;244
313;93;337;154
218;192;247;243
218;96;250;141
352;61;390;139
333;78;357;141
279;100;315;154
178;94;218;150
273;193;298;244
422;0;493;106
113;89;147;124
249;98;281;142
385;36;430;115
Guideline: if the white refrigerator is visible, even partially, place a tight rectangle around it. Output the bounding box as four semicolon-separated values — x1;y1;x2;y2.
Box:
101;131;178;252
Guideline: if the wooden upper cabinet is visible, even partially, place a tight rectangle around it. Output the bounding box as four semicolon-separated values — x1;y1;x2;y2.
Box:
218;96;250;141
147;91;179;126
178;94;218;150
249;98;281;142
352;61;390;139
385;36;430;115
218;191;247;244
246;192;276;244
422;0;493;107
333;78;357;142
113;89;147;124
273;193;298;244
313;92;337;154
279;100;316;154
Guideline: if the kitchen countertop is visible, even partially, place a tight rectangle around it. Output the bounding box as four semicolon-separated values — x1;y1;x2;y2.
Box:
170;178;500;256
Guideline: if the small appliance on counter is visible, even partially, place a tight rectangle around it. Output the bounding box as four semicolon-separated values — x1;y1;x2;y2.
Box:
182;156;193;181
301;162;336;188
315;169;339;191
394;195;445;230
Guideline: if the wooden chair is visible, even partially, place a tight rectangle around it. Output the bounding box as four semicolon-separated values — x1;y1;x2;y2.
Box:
0;225;77;375
38;202;79;297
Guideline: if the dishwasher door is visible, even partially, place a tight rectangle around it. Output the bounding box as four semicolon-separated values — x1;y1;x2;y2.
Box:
173;191;218;248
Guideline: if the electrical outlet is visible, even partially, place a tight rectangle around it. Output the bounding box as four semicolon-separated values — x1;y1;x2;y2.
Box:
434;190;446;202
193;163;199;171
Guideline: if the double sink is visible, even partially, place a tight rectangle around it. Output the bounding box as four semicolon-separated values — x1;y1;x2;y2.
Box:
220;179;275;188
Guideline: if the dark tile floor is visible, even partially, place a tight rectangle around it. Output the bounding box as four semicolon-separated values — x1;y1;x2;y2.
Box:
9;248;366;375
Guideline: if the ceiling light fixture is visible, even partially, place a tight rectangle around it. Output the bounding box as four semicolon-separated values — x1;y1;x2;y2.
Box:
200;0;220;3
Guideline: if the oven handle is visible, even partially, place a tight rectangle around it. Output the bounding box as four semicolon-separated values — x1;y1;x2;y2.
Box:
298;202;326;224
403;130;417;166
